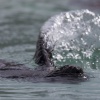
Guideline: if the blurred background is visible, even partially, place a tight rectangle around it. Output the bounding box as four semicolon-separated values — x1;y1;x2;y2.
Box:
0;0;100;100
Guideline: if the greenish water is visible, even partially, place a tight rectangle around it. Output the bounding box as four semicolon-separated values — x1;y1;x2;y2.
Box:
0;0;100;100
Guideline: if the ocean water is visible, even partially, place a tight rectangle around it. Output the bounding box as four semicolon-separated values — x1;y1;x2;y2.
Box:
0;0;100;100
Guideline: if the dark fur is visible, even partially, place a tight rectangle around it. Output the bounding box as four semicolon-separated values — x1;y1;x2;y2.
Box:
0;59;85;81
34;34;53;67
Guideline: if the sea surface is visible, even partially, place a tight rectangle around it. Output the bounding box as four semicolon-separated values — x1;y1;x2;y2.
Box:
0;0;100;100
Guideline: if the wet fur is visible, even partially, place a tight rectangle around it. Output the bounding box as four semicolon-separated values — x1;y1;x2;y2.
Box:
34;34;53;67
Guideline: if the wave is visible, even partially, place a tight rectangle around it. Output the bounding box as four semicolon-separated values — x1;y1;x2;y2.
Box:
41;9;100;69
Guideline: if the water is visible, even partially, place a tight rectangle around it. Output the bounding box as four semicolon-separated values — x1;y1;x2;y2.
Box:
0;0;100;100
42;9;100;69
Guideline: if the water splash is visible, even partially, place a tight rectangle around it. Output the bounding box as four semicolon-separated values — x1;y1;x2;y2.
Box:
41;9;100;69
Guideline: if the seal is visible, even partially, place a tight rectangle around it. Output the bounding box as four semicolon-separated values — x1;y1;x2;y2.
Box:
0;59;85;83
0;33;85;82
0;10;89;82
0;34;85;82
